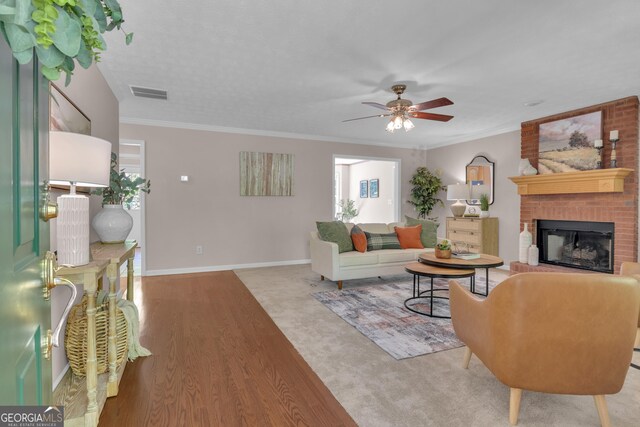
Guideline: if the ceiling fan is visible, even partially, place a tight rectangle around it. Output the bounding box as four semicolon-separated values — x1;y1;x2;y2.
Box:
343;84;454;133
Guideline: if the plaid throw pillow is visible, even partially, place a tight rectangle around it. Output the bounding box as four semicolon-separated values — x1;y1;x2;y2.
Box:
364;231;401;251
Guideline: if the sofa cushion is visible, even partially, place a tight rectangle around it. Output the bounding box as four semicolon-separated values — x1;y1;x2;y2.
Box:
405;216;439;248
350;225;367;253
365;231;401;251
358;223;393;234
316;221;353;253
394;225;424;249
377;250;418;264
339;251;379;267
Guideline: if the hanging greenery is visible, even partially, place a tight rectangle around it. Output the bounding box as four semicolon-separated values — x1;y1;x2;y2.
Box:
408;167;445;219
0;0;132;84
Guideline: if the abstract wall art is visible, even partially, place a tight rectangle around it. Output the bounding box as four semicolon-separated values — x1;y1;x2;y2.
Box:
240;151;294;196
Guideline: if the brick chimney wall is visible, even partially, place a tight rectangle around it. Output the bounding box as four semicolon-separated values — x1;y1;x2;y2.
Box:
511;96;639;274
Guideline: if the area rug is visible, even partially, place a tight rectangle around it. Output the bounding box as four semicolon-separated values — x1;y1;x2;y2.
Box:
312;277;497;360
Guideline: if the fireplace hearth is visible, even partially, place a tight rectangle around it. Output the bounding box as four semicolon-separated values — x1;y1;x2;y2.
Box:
536;220;614;274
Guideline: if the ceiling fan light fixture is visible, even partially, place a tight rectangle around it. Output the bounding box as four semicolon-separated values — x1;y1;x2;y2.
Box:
403;118;414;132
386;120;395;133
393;115;403;129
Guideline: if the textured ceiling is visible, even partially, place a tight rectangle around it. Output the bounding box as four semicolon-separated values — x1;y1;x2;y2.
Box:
99;0;640;148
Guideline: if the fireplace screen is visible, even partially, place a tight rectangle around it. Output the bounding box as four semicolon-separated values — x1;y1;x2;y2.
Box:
536;220;614;273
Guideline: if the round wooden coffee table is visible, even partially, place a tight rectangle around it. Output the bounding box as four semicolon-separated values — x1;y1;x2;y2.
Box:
404;262;475;319
419;253;504;296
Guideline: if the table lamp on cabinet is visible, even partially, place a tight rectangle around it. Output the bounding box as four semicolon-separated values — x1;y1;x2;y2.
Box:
49;131;111;266
447;183;469;217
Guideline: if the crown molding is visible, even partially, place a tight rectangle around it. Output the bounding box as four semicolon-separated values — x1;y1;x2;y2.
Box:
119;116;425;149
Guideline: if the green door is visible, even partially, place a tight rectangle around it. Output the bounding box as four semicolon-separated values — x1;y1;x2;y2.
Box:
0;41;52;404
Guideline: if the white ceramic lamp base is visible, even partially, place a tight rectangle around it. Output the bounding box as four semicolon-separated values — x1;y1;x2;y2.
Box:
57;194;90;266
450;200;466;217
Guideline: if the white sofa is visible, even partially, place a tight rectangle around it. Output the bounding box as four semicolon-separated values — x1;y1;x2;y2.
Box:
310;222;435;289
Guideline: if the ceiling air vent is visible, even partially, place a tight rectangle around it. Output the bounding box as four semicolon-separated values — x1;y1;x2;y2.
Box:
129;85;168;100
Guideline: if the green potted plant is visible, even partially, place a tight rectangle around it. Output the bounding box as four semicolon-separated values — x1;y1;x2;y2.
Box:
0;0;132;84
435;239;452;259
338;199;359;222
479;193;490;218
408;167;446;220
91;152;150;243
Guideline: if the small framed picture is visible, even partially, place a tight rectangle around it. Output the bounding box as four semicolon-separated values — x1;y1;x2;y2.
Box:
370;179;379;198
360;180;368;198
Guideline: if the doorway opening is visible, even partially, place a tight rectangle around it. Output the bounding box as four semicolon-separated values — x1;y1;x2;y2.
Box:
333;155;401;224
119;139;146;276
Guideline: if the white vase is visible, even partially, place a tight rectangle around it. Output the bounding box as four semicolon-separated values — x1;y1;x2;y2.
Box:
528;244;539;266
519;158;532;175
92;204;133;243
519;223;532;263
480;210;489;218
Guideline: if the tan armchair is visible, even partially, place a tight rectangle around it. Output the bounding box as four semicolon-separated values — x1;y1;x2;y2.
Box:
449;273;640;427
620;262;640;348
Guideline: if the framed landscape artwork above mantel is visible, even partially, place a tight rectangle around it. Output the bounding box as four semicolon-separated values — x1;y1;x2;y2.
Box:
538;111;602;174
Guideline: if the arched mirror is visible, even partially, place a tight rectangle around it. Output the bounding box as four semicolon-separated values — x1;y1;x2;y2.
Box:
466;155;494;205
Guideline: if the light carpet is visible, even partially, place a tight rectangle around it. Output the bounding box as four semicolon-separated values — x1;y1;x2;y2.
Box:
313;277;496;359
235;265;640;427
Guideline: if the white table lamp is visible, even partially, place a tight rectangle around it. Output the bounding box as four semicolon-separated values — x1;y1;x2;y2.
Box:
447;183;469;217
50;131;111;266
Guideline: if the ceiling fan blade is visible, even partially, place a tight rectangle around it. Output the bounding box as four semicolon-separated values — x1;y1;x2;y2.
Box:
409;112;454;122
362;102;390;111
342;114;390;123
411;97;454;111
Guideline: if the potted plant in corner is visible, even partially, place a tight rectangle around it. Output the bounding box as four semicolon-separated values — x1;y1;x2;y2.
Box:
91;152;150;243
479;193;490;218
408;167;446;220
338;199;359;223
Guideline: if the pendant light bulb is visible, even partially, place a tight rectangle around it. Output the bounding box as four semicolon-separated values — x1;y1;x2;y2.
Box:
403;118;414;132
386;120;395;133
393;115;403;129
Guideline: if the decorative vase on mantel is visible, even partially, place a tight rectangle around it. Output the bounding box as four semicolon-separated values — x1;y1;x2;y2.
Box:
91;204;133;243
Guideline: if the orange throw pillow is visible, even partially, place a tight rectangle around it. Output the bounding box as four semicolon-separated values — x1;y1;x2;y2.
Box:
350;225;367;253
394;225;424;249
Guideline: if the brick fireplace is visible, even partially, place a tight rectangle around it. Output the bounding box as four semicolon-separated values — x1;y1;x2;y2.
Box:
511;97;639;275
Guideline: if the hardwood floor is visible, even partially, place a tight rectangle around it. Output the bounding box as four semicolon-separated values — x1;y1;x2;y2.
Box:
99;271;356;426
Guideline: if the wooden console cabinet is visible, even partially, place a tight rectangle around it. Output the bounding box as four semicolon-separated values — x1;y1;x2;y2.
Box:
446;217;499;256
53;241;137;427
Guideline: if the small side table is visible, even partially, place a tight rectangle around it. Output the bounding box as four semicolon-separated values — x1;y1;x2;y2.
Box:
90;240;137;396
55;259;109;427
404;262;475;319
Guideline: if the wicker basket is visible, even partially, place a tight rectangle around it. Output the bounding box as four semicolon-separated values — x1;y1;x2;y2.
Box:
65;295;129;377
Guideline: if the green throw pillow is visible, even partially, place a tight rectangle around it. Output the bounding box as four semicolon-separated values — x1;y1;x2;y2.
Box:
316;221;354;253
364;231;401;251
405;216;439;248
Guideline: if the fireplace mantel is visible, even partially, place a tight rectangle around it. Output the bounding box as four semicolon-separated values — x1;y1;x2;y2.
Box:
509;168;634;195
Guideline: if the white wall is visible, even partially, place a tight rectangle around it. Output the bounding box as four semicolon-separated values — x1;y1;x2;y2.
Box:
120;123;430;273
426;131;521;265
50;65;119;387
348;160;397;223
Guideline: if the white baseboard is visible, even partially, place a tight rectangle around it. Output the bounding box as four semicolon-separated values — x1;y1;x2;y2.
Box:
145;259;311;277
53;363;70;391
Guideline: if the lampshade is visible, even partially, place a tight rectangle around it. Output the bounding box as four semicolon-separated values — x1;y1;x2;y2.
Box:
49;131;111;266
49;131;111;187
470;184;489;199
447;183;469;201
